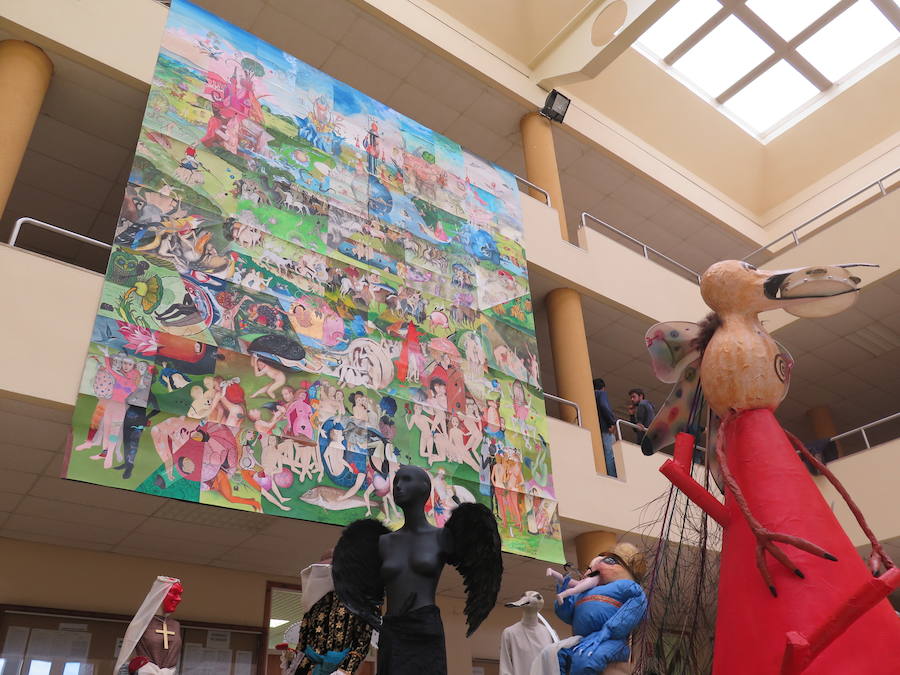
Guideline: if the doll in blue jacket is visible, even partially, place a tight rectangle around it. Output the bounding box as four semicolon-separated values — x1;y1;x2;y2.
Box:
543;542;648;675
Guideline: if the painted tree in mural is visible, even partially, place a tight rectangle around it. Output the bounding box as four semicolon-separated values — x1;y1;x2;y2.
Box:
66;0;563;562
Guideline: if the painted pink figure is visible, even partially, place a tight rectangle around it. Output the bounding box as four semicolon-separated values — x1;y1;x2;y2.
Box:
547;564;602;603
285;389;314;440
323;311;346;347
88;352;142;469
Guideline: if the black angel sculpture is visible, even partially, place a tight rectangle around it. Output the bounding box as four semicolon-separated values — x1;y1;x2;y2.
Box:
333;464;503;675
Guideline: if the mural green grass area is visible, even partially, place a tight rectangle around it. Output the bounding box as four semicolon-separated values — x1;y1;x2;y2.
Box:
65;0;564;564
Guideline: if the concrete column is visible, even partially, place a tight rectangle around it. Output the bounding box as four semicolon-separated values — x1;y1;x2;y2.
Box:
574;530;617;571
0;40;53;219
806;404;843;457
545;287;605;473
520;111;582;244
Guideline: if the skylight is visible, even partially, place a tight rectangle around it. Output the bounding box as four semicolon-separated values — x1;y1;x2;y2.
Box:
634;0;900;141
746;0;838;40
797;1;899;81
724;61;820;132
673;16;772;96
638;0;721;57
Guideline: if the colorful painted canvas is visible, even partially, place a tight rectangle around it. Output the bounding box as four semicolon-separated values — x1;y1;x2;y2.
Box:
65;0;563;562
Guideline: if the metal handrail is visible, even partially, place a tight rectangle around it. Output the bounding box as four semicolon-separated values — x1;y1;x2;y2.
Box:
514;174;552;207
615;418;708;453
9;217;112;251
743;167;900;262
580;211;702;284
831;411;900;450
614;418;642;441
545;393;582;427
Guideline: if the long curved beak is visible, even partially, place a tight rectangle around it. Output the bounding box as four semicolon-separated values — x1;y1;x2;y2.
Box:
761;263;877;318
505;594;531;608
763;264;877;301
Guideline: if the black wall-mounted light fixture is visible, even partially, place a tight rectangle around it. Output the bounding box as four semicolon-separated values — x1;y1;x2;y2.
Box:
539;89;571;123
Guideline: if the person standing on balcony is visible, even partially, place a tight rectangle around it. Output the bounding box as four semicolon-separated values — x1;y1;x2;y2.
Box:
592;378;618;477
628;388;655;447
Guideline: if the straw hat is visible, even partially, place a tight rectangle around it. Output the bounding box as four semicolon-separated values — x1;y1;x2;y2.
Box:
600;542;648;583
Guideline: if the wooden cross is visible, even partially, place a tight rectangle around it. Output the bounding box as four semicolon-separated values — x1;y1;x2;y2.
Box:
155;619;175;650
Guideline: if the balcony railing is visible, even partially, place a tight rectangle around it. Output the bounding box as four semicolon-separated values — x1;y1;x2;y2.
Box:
743;167;900;262
577;166;899;284
514;174;552;207
9;217;111;252
831;411;900;451
580;211;703;284
544;393;582;427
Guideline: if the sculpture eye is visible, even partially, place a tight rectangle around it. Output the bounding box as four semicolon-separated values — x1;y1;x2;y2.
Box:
741;262;758;271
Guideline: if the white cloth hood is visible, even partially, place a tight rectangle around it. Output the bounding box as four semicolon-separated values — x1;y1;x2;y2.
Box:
114;576;180;674
300;563;334;614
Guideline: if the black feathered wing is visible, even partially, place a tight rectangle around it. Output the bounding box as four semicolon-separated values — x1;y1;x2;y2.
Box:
332;518;390;630
444;502;502;637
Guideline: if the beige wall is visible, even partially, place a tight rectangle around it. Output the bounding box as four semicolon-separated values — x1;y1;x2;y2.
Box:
568;48;767;213
427;0;590;66
0;537;294;626
813;438;900;547
0;245;101;406
0;0;164;87
523;198;708;323
436;595;475;675
763;56;900;209
547;418;675;533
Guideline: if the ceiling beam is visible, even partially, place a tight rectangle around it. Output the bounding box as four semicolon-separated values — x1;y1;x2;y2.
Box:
717;0;855;103
531;0;679;89
663;7;729;65
871;0;900;31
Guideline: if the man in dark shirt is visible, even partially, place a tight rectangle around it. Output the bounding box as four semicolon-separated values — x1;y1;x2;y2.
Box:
628;388;655;446
593;378;618;477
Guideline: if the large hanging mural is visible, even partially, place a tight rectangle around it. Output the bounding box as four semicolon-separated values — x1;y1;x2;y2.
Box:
65;0;563;562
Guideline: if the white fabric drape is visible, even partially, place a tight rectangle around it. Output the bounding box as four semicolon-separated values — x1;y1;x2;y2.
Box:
134;666;176;675
114;576;180;674
300;563;333;614
537;613;560;642
530;635;582;675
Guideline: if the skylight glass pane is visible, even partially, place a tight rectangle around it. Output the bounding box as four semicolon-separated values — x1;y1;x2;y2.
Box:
638;0;721;58
746;0;839;40
724;61;819;133
797;1;899;82
674;16;773;96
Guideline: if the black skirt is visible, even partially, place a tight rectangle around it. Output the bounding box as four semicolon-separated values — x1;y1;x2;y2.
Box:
376;605;447;675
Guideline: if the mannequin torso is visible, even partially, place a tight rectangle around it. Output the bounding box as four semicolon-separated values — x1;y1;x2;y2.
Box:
378;466;450;615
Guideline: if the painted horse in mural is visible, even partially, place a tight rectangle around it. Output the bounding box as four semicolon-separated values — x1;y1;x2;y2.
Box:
643;260;900;674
